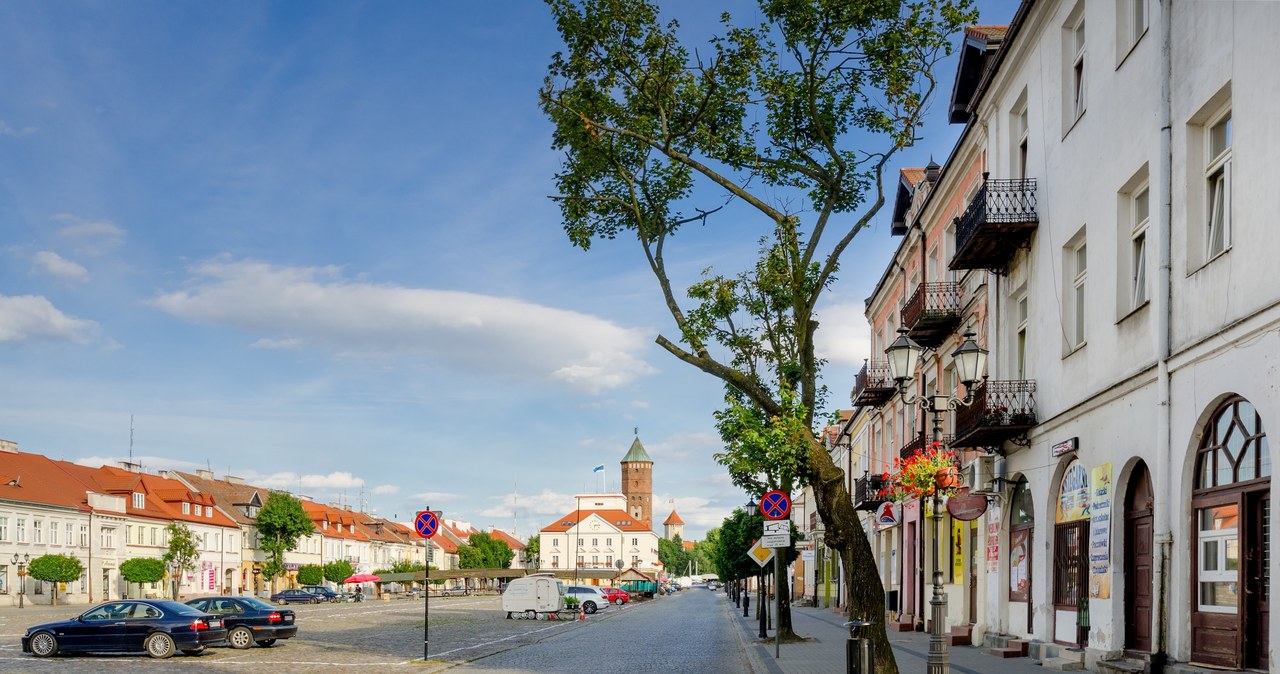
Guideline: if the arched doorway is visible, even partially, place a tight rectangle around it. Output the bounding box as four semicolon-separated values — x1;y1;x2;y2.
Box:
1124;462;1154;653
1008;477;1033;634
1190;396;1270;669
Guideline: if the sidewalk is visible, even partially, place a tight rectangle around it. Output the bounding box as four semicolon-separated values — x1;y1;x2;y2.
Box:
733;599;1048;674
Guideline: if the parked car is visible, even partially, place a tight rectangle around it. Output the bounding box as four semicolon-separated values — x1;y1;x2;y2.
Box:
270;589;320;605
563;585;611;614
22;599;226;659
706;581;719;591
600;587;630;605
300;586;343;603
185;596;297;649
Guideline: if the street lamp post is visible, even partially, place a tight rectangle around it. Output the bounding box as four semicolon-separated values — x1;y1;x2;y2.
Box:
885;329;988;674
12;553;29;608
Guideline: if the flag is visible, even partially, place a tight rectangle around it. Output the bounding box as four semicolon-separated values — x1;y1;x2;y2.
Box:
593;465;605;473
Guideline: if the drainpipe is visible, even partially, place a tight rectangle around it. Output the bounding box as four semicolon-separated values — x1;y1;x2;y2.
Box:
1153;0;1174;663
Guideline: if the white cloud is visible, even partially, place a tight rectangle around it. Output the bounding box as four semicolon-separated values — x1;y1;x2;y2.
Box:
478;489;574;519
814;300;872;372
252;470;365;491
250;337;303;350
33;251;89;282
150;258;657;393
629;400;651;409
0;294;98;343
0;119;35;137
74;455;206;473
52;214;126;254
371;484;398;495
645;431;720;462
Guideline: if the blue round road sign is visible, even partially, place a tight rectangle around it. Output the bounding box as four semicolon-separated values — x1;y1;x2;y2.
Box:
760;490;790;520
414;510;439;538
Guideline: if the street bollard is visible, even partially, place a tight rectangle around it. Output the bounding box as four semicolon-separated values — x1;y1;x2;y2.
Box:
844;620;874;674
743;592;750;617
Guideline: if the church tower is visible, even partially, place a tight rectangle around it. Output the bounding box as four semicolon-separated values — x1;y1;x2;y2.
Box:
620;436;653;531
663;510;685;540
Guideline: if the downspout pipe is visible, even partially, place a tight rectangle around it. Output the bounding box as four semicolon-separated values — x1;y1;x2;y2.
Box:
1154;0;1174;662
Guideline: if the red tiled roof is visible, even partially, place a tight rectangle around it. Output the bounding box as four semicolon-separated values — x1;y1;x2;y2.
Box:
901;167;926;186
0;450;96;511
682;541;696;551
301;501;369;541
663;511;684;525
965;24;1008;42
488;528;525;550
433;536;458;554
541;509;652;533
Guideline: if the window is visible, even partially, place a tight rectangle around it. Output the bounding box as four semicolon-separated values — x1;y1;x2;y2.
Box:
1117;0;1147;59
50;522;58;545
631;538;638;546
101;527;115;549
1016;295;1029;379
66;523;73;547
1061;3;1087;132
1206;111;1232;258
606;537;612;546
79;525;88;547
1070;17;1086;119
1197;504;1240;612
32;520;42;544
1009;93;1029;179
182;502;190;515
1131;186;1150;308
127;525;133;545
16;519;25;543
151;527;157;546
1063;229;1087;351
551;555;559;567
133;492;145;509
137;526;145;545
591;538;598;546
0;516;8;541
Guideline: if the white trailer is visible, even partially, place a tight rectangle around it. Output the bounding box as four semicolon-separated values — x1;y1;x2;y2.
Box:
501;573;565;619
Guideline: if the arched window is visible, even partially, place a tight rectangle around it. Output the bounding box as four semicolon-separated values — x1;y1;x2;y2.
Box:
1195;397;1270;489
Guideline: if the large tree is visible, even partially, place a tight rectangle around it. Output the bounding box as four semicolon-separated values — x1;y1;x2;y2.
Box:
27;554;84;606
162;522;199;600
120;557;166;599
525;535;541;569
541;1;971;670
256;492;316;591
458;532;515;569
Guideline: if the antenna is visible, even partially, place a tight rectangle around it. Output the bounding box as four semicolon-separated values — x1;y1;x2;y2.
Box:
128;415;134;465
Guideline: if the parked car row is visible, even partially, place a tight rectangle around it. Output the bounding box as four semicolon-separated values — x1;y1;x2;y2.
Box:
21;596;299;660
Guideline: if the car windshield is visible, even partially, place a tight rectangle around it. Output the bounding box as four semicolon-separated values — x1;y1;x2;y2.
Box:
154;601;205;616
240;597;276;611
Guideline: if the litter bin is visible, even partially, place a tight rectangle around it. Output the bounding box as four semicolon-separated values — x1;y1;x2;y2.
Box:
845;619;874;674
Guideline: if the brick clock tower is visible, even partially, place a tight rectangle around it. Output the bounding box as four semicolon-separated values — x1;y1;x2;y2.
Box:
620;436;654;531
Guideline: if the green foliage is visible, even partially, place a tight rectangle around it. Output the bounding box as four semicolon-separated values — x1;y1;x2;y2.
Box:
525;534;540;568
714;384;814;496
28;554;84;583
713;507;766;582
162;522;199;599
256;492;315;584
563;595;580;609
323;560;355;584
119;557;166;584
373;560;425;576
457;532;515;569
296;564;325;586
658;535;691;575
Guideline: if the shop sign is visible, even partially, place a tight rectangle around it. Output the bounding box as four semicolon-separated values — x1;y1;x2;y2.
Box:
874;501;899;529
1051;437;1079;457
1089;463;1113;598
1055;460;1091;523
946;488;989;521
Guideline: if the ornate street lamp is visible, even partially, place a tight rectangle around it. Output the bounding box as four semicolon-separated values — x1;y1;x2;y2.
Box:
884;328;988;674
12;553;29;609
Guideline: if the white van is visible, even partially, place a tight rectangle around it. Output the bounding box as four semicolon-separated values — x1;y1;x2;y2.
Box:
501;574;565;619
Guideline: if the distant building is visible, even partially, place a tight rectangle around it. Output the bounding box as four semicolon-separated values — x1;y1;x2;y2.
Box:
620;436;653;530
662;510;684;540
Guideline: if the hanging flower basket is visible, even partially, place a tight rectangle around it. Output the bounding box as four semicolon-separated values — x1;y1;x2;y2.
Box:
880;441;961;501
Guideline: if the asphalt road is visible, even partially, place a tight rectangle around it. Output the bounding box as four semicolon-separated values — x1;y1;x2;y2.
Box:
0;587;755;673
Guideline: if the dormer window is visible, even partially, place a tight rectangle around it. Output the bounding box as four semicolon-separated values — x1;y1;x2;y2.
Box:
323;521;329;530
206;506;213;518
132;492;145;509
182;502;190;515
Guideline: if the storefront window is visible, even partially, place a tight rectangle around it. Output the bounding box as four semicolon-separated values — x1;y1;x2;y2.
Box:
1009;477;1032;602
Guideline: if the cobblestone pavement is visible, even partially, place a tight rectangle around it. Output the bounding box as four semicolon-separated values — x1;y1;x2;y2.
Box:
0;590;753;673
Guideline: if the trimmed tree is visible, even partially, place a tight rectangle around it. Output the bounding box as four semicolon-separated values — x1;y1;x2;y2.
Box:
27;554;84;606
323;560;355;585
120;557;166;599
296;564;325;586
256;492;315;592
541;2;973;669
163;522;199;600
525;535;540;569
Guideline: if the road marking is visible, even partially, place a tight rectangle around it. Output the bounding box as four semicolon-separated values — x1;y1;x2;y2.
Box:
429;622;570;657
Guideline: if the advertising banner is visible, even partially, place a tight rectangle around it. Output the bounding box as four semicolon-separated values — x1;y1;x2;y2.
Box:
1056;460;1091;523
1089;463;1113;598
986;502;1001;573
1009;527;1030;601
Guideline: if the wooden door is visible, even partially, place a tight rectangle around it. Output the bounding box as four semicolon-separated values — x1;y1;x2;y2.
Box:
1124;464;1154;653
1244;491;1270;669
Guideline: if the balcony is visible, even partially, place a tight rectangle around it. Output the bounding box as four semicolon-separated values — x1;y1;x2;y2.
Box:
949;174;1038;273
853;473;888;511
901;282;962;348
952;380;1038;449
851;361;895;408
900;430;953;460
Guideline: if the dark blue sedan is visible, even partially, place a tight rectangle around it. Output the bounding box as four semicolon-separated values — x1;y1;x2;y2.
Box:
185;596;297;649
22;599;227;659
269;588;321;605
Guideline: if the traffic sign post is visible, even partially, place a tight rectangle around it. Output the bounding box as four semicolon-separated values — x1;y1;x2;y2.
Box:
757;491;792;661
762;520;791;548
747;539;774;567
414;509;439;662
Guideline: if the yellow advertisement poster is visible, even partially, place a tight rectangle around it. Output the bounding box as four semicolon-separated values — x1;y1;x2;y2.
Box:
1089;463;1113;598
952;519;964;581
1056;460;1091;523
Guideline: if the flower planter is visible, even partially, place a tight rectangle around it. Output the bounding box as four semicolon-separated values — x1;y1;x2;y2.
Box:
935;467;960;489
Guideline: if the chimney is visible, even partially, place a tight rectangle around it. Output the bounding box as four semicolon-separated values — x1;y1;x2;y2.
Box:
0;439;17;453
197;469;214;480
925;158;941;183
119;461;142;473
225;475;244;485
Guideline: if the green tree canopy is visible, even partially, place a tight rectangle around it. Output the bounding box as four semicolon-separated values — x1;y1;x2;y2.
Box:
324;560;355;584
714;507;765;582
457;532;515;569
256;492;315;589
120;557;166;584
541;1;973;668
162;522;199;600
28;554;84;606
658;535;692;575
525;535;540;568
296;564;325;586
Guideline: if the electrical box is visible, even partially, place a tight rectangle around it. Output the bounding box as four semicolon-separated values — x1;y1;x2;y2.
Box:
961;455;998;494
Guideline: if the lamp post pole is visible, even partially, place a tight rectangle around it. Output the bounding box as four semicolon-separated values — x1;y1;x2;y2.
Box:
12;554;28;609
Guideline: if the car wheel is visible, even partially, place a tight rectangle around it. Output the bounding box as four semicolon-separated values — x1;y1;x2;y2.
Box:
228;626;254;650
615;598;624;605
583;601;597;615
145;632;176;659
525;610;536;620
29;631;58;657
256;639;277;647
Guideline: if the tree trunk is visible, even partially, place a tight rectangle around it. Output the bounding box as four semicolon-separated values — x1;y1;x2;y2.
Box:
803;430;899;674
51;583;57;606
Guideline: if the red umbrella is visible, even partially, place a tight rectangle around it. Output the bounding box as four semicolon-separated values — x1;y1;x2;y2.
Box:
343;573;381;584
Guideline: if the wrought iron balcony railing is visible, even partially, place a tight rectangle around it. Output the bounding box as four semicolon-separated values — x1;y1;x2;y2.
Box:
901;282;962;348
853;473;888;511
851;360;896;408
950;174;1039;273
952;380;1038;449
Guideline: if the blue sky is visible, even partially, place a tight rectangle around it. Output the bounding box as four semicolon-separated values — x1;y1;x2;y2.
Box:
0;0;1017;541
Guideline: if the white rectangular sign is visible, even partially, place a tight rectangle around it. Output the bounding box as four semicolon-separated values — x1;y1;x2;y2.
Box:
762;520;791;548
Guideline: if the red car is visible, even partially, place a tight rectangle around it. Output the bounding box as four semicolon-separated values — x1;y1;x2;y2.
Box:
600;587;630;605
